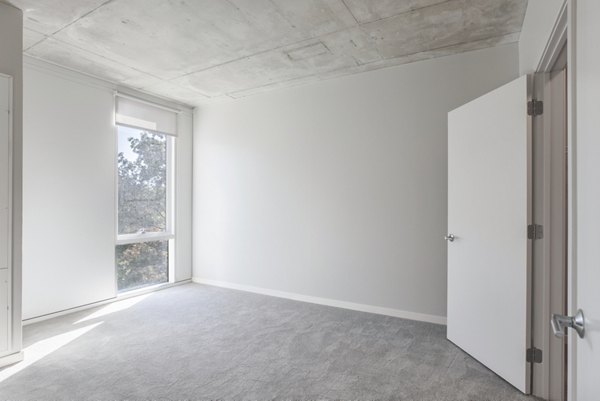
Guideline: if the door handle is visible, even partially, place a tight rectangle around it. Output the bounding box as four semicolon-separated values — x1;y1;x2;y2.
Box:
551;309;585;339
444;234;455;242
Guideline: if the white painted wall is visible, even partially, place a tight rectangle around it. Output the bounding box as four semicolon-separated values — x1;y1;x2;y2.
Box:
23;65;116;319
193;44;519;321
22;59;193;320
518;0;565;74
0;0;23;360
174;108;193;282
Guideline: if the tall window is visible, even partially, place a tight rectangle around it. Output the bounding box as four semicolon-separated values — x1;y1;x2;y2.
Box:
115;95;177;292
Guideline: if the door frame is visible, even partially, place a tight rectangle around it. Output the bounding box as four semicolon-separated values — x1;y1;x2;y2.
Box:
530;1;574;400
565;2;578;400
531;65;568;400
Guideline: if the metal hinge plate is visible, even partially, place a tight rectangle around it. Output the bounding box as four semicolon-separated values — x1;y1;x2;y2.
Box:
526;347;543;364
528;100;544;116
528;224;543;240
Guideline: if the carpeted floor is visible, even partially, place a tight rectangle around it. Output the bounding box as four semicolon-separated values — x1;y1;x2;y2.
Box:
0;283;532;400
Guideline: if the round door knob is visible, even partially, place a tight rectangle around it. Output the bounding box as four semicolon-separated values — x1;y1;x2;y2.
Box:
445;234;455;242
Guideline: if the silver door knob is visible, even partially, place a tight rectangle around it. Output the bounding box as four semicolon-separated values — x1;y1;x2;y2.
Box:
444;234;455;242
551;309;585;339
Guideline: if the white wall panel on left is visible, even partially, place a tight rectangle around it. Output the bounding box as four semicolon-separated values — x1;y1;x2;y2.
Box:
0;93;9;270
0;1;23;362
22;59;194;320
0;75;11;354
22;67;117;319
0;269;8;353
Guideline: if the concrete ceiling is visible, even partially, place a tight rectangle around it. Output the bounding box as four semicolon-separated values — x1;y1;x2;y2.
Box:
11;0;528;107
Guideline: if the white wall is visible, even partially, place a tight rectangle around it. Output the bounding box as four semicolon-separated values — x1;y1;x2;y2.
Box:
573;0;600;398
0;0;23;359
23;59;193;320
175;106;193;282
193;44;519;322
518;0;565;74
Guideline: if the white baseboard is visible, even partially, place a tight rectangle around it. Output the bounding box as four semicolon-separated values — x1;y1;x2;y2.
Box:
192;277;447;325
23;279;192;325
0;351;24;369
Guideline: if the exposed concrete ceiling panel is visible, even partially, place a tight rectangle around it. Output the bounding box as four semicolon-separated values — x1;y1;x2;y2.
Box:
342;0;450;23
174;26;381;97
228;31;520;99
27;37;156;84
51;0;357;79
14;0;528;107
363;0;527;59
139;81;211;105
9;0;110;35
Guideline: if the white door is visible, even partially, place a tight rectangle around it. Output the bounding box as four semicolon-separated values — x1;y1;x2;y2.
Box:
573;1;600;399
447;75;531;393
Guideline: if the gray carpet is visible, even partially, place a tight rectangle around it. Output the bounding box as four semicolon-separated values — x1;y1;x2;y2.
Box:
0;284;532;400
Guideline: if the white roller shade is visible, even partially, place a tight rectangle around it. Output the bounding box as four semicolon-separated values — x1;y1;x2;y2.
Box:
115;94;178;136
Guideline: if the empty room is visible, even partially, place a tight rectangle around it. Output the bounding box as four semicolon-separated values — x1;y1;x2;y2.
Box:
0;0;598;400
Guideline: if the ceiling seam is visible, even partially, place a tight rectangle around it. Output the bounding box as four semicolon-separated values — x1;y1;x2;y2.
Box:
358;0;455;26
340;0;360;25
268;0;300;31
23;35;49;52
48;0;116;36
30;36;165;81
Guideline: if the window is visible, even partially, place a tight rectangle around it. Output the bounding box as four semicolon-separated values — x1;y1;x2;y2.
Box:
115;95;177;292
118;126;168;236
116;241;169;291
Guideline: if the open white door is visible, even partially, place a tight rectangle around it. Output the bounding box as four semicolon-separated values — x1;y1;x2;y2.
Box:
447;75;531;393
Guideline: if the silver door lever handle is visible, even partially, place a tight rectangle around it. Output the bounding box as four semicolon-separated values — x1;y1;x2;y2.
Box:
444;234;455;242
551;309;585;339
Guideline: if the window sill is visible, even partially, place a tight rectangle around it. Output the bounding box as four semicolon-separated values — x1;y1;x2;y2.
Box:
116;280;189;300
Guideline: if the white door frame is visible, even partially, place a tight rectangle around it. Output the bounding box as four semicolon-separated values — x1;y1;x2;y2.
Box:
565;2;577;400
563;0;600;399
541;1;581;400
530;2;570;399
535;3;585;399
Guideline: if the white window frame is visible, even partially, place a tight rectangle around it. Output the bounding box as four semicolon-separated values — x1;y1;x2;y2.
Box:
114;123;176;290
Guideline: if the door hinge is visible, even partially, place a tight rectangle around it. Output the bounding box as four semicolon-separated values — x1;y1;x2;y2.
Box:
526;347;543;364
528;99;544;116
528;224;543;240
